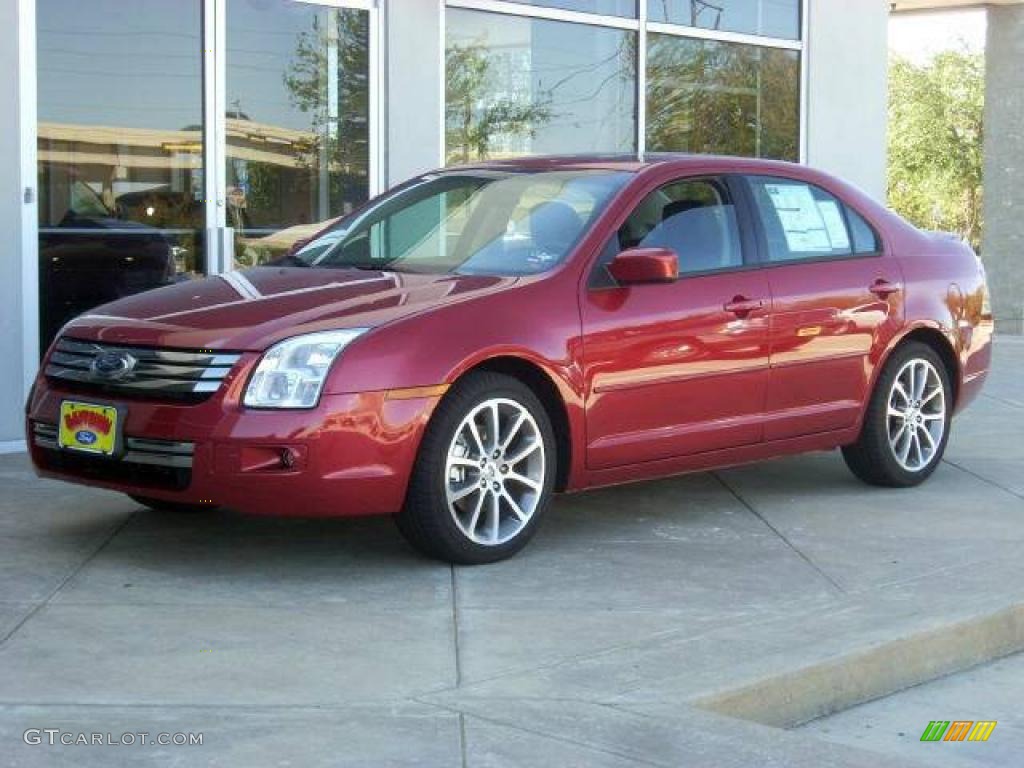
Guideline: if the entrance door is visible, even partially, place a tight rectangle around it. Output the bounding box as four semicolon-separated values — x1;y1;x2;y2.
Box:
35;0;379;354
221;0;378;268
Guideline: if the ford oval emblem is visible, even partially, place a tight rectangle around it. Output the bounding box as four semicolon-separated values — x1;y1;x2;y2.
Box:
90;350;137;381
75;430;97;445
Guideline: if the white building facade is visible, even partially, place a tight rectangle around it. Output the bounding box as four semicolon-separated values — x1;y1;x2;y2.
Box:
0;0;889;447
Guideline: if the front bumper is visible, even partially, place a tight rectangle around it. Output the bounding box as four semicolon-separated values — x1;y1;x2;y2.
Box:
26;366;441;517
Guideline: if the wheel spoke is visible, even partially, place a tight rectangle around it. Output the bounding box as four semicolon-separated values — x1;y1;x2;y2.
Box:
914;363;928;400
506;440;540;465
921;387;942;405
897;428;913;463
893;381;911;405
921;411;944;421
448;483;479;505
887;406;905;419
488;491;500;542
465;419;486;456
466;490;486;534
911;431;923;467
488;402;501;452
507;471;541;492
449;456;481;469
918;425;937;452
502;489;528;522
500;412;527;451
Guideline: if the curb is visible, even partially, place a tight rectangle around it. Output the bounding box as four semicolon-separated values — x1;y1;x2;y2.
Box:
693;603;1024;728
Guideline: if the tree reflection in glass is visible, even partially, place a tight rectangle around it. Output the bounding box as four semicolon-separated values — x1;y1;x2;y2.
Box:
445;9;637;164
646;34;799;161
227;2;370;266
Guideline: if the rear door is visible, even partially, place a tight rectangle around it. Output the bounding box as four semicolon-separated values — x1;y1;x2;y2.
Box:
743;175;904;441
580;175;771;469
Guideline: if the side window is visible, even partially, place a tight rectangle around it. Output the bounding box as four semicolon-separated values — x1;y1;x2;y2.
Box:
747;176;876;263
617;178;743;275
846;206;881;254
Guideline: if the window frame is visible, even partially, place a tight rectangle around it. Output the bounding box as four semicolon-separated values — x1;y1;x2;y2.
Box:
588;173;761;289
737;174;885;268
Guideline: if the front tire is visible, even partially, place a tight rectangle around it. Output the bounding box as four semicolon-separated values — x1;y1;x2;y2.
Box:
842;342;952;487
397;372;556;564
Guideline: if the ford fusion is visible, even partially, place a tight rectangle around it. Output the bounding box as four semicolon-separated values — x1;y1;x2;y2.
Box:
27;156;993;563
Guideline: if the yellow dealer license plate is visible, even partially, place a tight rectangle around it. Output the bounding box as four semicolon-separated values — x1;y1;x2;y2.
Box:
58;401;122;456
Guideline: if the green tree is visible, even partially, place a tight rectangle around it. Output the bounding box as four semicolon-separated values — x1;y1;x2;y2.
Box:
888;51;984;250
445;42;553;164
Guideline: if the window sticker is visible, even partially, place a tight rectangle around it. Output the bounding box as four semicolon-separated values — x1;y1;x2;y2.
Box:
816;200;851;251
764;183;831;253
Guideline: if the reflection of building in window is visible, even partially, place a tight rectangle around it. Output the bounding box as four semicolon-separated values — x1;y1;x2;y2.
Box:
37;118;333;227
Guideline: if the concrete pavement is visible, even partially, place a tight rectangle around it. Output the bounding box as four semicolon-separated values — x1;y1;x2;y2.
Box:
1;338;1022;766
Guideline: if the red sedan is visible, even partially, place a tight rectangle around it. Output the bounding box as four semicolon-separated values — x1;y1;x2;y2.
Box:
27;155;993;563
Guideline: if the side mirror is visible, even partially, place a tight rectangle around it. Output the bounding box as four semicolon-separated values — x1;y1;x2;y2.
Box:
607;247;678;285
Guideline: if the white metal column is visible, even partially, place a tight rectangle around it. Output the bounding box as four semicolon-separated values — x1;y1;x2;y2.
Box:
203;0;230;275
2;0;37;448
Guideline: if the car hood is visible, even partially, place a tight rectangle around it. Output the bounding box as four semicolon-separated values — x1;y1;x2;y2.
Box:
61;267;516;351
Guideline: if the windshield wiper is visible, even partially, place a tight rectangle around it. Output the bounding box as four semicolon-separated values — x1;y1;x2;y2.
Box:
271;254;311;268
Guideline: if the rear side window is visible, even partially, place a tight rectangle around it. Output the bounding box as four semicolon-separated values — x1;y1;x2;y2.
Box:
617;177;743;275
746;176;880;262
846;206;881;254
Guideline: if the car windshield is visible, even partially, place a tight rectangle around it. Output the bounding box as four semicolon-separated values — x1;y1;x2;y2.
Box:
288;169;632;275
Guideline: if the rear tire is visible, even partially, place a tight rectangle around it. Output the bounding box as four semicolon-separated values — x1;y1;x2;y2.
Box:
396;371;556;564
842;341;952;487
128;494;215;514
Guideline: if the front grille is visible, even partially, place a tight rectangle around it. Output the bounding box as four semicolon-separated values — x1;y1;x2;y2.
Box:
45;337;242;403
32;422;193;490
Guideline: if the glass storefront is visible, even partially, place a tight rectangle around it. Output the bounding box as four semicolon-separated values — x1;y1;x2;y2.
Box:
445;9;637;163
33;0;803;353
36;0;206;351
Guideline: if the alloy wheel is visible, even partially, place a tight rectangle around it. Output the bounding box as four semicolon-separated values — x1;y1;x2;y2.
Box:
886;358;946;472
445;398;546;545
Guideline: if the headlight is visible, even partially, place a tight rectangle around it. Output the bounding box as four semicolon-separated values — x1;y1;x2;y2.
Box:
243;329;368;409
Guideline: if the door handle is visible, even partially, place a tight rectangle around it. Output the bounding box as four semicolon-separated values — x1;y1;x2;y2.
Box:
870;279;901;298
723;296;765;317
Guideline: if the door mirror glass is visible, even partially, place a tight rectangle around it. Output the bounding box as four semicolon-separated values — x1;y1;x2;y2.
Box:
608;247;679;285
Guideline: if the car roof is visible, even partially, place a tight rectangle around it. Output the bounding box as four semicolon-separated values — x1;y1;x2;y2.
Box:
442;153;810;176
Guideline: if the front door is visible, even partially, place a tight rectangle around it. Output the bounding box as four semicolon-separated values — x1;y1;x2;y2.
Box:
581;176;771;470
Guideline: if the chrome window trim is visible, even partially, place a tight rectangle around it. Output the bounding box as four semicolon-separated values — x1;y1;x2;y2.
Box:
446;0;640;30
